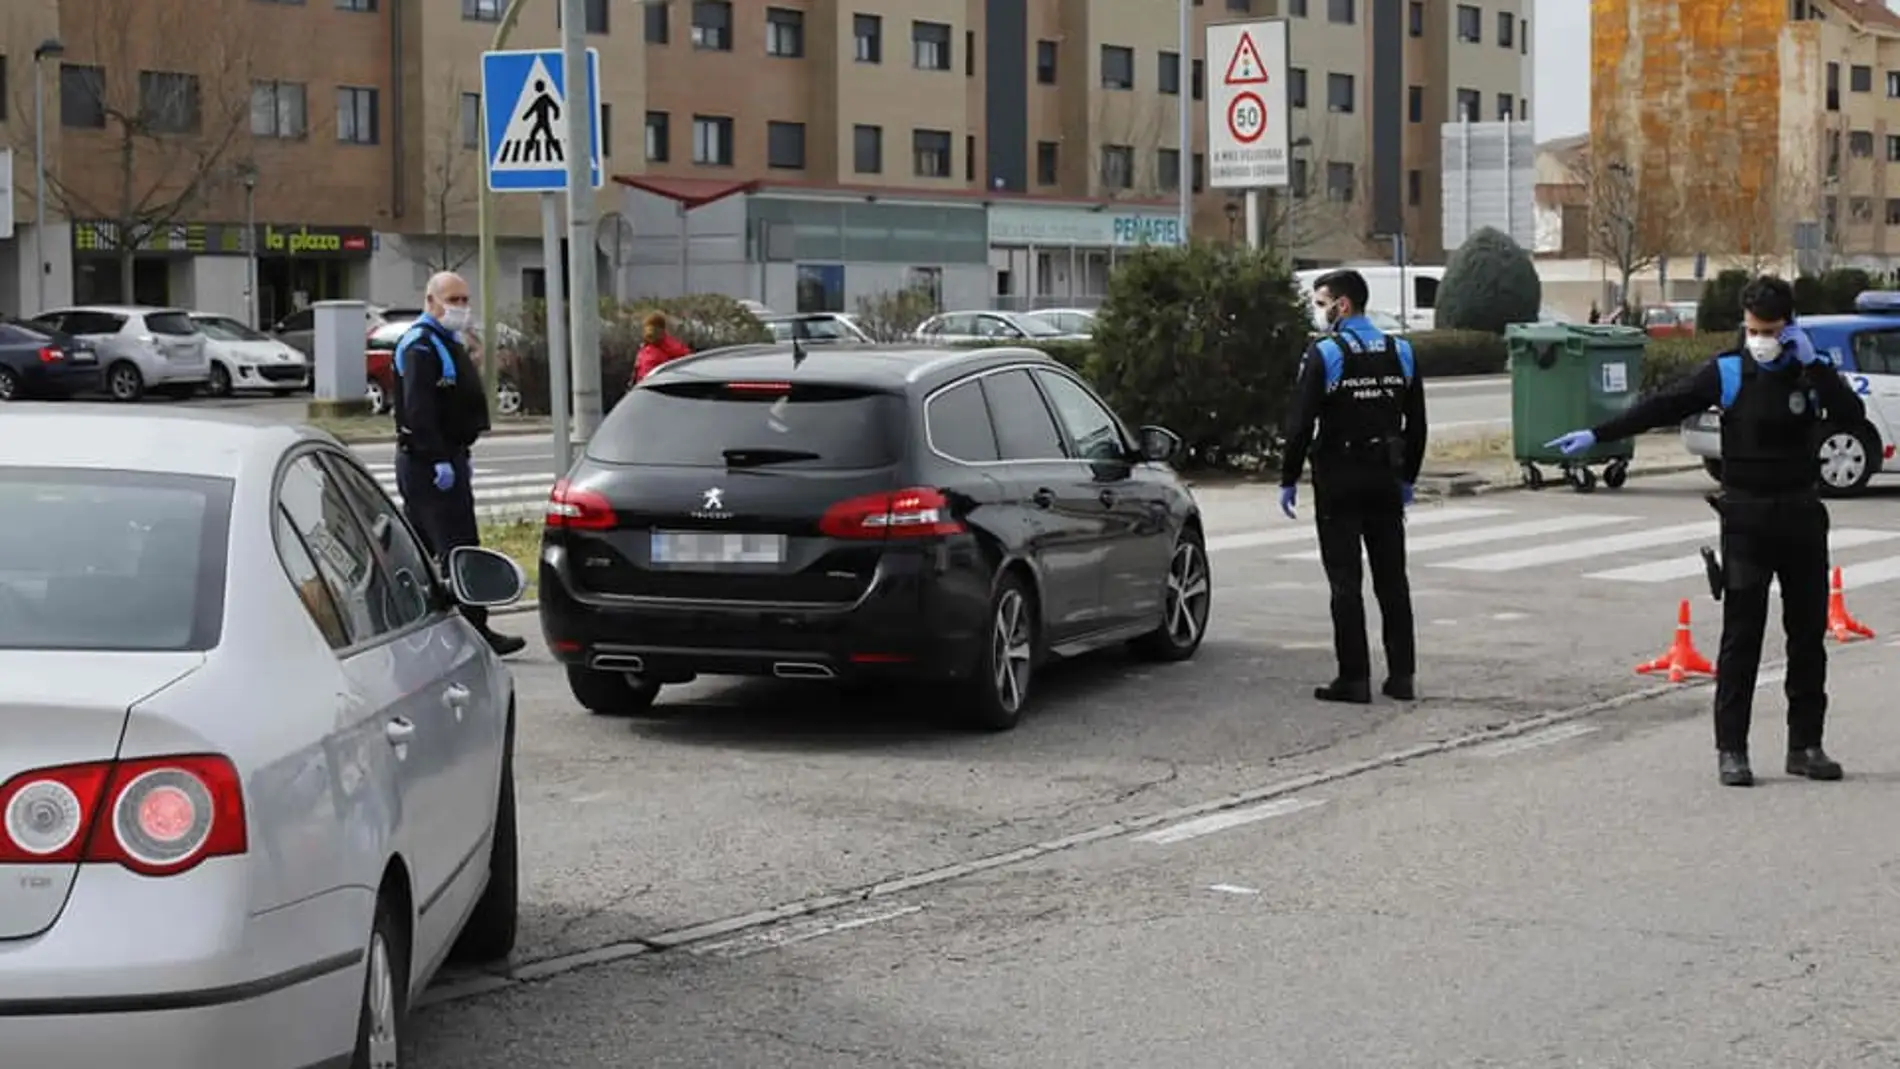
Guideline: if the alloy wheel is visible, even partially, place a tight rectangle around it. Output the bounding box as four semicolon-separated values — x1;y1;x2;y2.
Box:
1819;432;1866;489
366;381;387;415
110;365;140;401
496;380;523;416
1164;540;1211;647
0;369;16;401
991;589;1033;714
365;930;400;1069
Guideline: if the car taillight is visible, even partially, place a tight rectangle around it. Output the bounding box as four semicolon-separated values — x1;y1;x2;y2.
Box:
0;754;247;877
819;487;964;539
37;346;62;364
547;477;617;531
726;381;792;393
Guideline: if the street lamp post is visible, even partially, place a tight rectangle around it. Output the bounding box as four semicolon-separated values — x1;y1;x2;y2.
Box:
32;38;65;315
238;163;259;328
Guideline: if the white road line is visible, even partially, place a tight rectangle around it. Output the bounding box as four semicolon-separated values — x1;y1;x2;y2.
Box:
1837;556;1900;590
1205;507;1511;553
1278;514;1632;562
688;904;923;960
1433;521;1717;572
1207;884;1262;895
1471;722;1599;758
1756;667;1786;690
1584;528;1900;583
1130;796;1325;845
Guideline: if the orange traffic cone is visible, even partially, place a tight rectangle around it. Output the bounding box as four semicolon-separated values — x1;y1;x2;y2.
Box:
1826;566;1874;643
1636;599;1715;683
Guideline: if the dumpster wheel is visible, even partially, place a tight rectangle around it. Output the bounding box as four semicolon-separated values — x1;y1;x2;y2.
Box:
1520;463;1545;490
1563;464;1598;493
1603;459;1629;489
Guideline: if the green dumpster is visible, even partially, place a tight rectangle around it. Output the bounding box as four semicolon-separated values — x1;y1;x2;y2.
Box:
1505;323;1648;492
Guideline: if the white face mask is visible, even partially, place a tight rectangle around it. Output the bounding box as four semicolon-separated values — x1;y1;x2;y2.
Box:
437;305;471;333
1744;334;1782;363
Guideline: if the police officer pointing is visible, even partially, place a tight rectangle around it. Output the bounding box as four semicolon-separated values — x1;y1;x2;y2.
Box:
1548;275;1863;786
1280;269;1429;705
394;271;526;656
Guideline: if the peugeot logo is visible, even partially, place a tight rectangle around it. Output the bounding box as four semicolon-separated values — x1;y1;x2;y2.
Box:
702;487;724;510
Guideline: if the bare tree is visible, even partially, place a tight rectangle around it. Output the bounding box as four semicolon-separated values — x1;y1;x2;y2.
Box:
1253;120;1380;261
1090;96;1172;198
12;1;256;299
405;74;480;274
1581;149;1680;318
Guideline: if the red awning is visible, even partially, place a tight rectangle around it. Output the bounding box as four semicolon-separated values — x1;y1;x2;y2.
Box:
612;176;760;209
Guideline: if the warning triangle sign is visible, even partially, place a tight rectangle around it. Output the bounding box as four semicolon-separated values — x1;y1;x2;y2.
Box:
1223;31;1271;85
492;56;569;170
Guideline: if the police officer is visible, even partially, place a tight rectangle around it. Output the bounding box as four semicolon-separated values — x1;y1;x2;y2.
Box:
394;271;526;656
1280;269;1429;704
1547;275;1864;786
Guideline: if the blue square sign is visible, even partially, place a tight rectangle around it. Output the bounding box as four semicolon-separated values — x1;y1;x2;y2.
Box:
481;48;603;193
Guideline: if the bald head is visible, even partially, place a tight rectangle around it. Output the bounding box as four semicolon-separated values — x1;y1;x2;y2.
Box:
425;271;471;331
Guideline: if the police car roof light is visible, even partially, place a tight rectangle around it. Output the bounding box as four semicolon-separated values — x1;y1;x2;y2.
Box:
1851;290;1900;314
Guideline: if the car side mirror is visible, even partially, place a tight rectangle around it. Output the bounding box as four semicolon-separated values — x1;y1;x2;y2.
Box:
447;546;527;608
1137;425;1182;463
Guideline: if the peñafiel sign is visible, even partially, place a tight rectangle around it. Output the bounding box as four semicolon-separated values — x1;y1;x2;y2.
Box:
72;221;374;258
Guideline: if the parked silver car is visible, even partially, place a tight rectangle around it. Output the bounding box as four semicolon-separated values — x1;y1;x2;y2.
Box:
29;305;210;402
913;310;1089;344
0;407;526;1067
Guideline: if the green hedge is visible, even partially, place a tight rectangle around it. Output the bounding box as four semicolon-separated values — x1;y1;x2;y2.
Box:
1643;332;1730;392
960;330;1507;379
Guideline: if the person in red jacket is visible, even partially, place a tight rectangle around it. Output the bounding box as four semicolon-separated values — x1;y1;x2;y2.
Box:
632;312;692;385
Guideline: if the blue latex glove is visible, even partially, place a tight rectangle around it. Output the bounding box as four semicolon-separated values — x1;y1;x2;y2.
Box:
1279;485;1297;519
1545;429;1596;456
1779;325;1824;365
433;461;455;491
1401;482;1415;507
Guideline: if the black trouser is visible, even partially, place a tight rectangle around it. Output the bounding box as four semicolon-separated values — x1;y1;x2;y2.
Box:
1312;459;1416;683
1712;491;1831;753
396;451;489;632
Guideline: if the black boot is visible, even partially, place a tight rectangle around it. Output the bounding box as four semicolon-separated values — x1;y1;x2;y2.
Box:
484;629;528;656
1786;746;1843;781
1382;676;1416;701
1718;750;1754;788
1314;679;1371;704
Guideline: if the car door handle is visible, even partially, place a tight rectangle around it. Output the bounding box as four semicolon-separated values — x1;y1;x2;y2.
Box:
1032;488;1056;509
1098;489;1117;508
384;718;416;745
442;683;471;709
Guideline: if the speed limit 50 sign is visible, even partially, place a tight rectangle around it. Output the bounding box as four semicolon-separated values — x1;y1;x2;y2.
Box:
1205;19;1290;189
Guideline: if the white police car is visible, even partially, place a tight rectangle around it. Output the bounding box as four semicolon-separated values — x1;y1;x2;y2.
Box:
1681;290;1900;496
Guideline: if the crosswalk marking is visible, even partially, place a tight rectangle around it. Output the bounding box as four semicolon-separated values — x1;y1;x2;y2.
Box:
1433;521;1717;573
1279;514;1634;562
1836;555;1900;589
1584;528;1900;583
1205;507;1510;553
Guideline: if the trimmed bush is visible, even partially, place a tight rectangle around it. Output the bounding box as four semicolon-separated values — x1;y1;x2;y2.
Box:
1642;332;1731;392
1695;269;1749;335
1405;330;1509;377
499;294;770;414
1086;243;1309;468
1434;226;1543;334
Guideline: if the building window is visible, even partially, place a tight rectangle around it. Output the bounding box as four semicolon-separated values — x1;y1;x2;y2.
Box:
1326;161;1355;202
1456;4;1481;41
645;1;668;43
1851;64;1872;92
584;0;607;34
767;121;805;169
1291;157;1308;198
61;65;105;129
854;124;882;173
1886;198;1900;226
1289;67;1307;108
1101;45;1134;89
1191;58;1204;100
335;0;374;12
912;21;951;70
855;14;881;62
1327;72;1354;113
599;102;612;156
462;0;499;20
692;114;733;165
1036;141;1058;185
1520;17;1529;53
692;1;732;50
966;30;976;76
1852;197;1873;223
1456;88;1480;120
1850;129;1874;157
913;128;951;177
336;86;378;144
1159;51;1180;95
908;267;943;309
251;80;307;139
646;111;670;161
1409;0;1423;35
139;71;200;134
1228;0;1251;10
1289;0;1307;15
1328;0;1354;24
1498;11;1514;48
1408;169;1422;206
1036;40;1057;83
766;8;803;57
1407;84;1422;122
459;91;480;149
965;133;975;179
1827;61;1840;111
1158;148;1181;191
1100;145;1134;189
1497;92;1514;120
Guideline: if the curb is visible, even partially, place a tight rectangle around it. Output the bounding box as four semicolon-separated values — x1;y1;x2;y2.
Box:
1418;458;1707;499
333;424;553;447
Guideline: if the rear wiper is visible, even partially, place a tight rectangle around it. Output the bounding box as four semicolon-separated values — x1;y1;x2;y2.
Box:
722;447;822;467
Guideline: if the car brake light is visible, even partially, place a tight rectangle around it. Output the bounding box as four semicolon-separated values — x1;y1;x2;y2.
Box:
0;754;247;877
547;477;617;530
726;381;793;393
37;346;62;364
819;487;964;539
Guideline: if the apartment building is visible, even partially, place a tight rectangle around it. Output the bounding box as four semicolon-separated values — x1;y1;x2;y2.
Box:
1592;0;1900;267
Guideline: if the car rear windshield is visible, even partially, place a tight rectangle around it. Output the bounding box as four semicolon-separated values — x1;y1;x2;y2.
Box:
0;469;232;651
589;381;906;469
145;312;198;336
195;318;269;342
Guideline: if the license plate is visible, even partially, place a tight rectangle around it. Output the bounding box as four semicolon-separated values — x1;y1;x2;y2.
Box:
70;349;94;364
650;531;785;565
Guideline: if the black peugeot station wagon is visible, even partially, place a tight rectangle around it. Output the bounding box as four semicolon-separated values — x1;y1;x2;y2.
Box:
537;342;1211;730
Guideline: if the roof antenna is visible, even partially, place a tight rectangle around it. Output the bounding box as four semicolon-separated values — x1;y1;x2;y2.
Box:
792;334;808;368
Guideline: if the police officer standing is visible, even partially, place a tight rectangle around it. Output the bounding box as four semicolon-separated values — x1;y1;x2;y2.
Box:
1547;275;1863;786
1280;269;1428;704
394;271;527;656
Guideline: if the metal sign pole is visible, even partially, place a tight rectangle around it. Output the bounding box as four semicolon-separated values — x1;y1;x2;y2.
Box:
562;1;602;442
541;192;573;475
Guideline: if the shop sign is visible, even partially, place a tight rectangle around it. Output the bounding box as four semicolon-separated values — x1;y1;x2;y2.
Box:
73;220;373;257
987;205;1184;248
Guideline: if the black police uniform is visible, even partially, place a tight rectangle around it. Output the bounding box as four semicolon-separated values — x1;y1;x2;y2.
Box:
1281;316;1429;700
392;316;493;627
1585;337;1864;780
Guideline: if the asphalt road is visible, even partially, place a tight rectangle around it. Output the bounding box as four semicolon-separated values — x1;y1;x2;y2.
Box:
405;472;1900;1066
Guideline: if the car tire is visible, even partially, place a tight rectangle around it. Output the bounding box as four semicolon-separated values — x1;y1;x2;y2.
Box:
961;570;1037;732
449;712;518;965
206;361;233;397
350;892;409;1069
365;380;387;416
106;361;144;402
1133;526;1211;662
1817;423;1878;497
0;366;19;402
566;664;662;716
496;378;523;417
1703;458;1723;482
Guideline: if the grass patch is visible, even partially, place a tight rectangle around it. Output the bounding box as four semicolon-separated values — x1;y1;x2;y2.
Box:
308;413;394;442
480;520;543;600
1425;431;1514;465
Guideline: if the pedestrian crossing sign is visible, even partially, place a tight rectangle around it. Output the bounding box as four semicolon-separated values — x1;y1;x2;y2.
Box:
481;48;604;193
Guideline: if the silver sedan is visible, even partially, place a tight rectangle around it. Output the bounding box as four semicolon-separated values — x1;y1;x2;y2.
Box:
0;406;526;1068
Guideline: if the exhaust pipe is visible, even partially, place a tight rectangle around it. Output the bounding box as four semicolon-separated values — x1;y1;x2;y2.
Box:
591;652;646;673
772;661;836;679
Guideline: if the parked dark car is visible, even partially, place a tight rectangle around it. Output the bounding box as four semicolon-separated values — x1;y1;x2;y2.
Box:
0;317;103;401
538;342;1210;730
